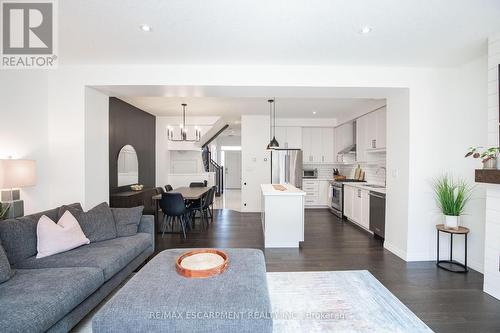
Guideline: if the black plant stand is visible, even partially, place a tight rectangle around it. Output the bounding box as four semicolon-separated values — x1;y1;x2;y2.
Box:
436;224;469;273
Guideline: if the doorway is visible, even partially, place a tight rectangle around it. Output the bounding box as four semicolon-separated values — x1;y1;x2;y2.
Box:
223;149;241;189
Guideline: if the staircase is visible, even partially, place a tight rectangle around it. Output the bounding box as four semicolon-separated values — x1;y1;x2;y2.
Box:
202;147;223;197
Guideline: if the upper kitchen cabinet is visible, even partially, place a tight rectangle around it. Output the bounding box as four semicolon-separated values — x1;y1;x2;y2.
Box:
302;127;334;164
356;107;386;162
356;118;367;162
334;122;354;162
321;128;335;163
364;107;386;151
275;126;302;149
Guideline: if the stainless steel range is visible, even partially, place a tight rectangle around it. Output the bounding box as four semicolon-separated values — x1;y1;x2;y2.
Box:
329;179;366;218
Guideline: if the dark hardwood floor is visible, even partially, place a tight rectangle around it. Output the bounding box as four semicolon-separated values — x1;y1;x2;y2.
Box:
155;208;500;333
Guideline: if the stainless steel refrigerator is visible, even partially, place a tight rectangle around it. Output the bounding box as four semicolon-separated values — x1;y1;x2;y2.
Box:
271;149;303;189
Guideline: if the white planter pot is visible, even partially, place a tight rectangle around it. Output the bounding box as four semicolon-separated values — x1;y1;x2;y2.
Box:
444;215;459;230
483;157;497;169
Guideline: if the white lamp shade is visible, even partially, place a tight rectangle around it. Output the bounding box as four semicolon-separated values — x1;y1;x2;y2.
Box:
0;159;37;189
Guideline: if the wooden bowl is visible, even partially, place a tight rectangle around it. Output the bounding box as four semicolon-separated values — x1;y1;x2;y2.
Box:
176;249;228;278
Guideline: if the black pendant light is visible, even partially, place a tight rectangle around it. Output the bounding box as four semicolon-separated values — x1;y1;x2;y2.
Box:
267;98;279;149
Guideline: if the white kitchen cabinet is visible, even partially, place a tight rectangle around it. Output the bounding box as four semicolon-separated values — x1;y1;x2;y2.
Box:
318;180;330;205
351;187;362;223
303;179;330;207
376;108;386;149
302;127;335;164
276;126;302;149
310;130;323;163
356;107;386;161
285;127;302;149
302;128;313;163
363;108;386;151
344;185;370;231
321;128;335;163
356;118;367;162
343;185;354;219
360;189;370;230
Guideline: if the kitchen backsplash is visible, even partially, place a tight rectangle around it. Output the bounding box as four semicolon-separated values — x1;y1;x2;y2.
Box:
304;162;386;185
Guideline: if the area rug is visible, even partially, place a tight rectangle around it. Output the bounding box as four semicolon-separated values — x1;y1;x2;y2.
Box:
73;270;432;333
267;270;433;333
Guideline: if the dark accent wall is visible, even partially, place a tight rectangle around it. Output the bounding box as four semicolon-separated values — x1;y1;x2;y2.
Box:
109;98;156;194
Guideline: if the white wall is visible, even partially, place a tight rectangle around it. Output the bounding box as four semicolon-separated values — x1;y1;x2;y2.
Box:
405;56;488;272
241;115;271;212
484;34;500;300
0;61;488;269
383;91;411;260
0;71;50;214
84;87;109;209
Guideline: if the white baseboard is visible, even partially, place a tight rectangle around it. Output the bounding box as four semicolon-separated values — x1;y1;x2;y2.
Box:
383;241;407;261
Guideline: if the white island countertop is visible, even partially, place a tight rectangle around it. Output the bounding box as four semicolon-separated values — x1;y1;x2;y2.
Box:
261;184;307;196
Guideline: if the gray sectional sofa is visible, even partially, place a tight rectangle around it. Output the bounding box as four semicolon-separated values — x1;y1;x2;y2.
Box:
0;203;155;333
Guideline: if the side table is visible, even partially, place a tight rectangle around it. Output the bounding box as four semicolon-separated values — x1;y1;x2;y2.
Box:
436;224;469;273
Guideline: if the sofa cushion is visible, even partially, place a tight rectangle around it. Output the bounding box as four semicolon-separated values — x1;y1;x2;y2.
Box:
0;207;58;265
36;211;90;259
0;203;83;265
111;206;144;237
0;266;103;333
0;240;13;283
16;233;151;281
60;202;117;242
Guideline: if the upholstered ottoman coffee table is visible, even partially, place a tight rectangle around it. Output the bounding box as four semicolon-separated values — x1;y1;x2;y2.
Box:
93;248;273;333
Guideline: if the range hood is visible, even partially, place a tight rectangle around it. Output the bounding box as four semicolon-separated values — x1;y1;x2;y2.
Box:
338;121;357;155
338;143;356;154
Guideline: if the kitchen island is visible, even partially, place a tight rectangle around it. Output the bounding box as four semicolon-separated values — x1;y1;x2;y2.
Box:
261;184;306;248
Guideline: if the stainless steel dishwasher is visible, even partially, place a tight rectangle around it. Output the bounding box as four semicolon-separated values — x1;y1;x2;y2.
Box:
369;191;386;238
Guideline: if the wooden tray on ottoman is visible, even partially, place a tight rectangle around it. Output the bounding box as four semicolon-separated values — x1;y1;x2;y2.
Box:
176;249;228;278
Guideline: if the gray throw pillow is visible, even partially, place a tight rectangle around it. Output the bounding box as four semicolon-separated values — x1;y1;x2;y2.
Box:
0;240;13;283
60;202;117;242
57;202;83;220
111;206;144;237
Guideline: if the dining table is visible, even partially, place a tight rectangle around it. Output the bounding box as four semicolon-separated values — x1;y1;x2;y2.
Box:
152;186;211;233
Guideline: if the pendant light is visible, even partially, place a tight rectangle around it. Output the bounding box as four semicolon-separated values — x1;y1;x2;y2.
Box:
268;98;279;149
167;103;201;142
266;99;273;150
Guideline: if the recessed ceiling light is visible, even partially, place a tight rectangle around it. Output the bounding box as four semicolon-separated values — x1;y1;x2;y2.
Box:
140;24;152;32
360;26;372;34
313;111;317;115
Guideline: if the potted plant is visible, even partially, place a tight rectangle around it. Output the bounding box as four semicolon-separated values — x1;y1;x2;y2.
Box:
465;146;500;169
433;175;472;230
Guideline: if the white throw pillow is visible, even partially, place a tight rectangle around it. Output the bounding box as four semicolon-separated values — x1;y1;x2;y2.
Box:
36;210;90;259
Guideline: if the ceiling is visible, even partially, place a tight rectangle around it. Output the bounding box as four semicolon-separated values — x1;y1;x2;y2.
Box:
59;0;500;66
120;96;386;119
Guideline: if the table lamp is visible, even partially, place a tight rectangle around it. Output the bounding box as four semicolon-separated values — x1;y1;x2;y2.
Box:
0;159;37;218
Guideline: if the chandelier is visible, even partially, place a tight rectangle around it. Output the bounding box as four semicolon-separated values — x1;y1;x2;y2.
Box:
167;103;201;142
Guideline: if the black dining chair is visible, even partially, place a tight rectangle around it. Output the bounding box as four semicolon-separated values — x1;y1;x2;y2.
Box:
205;186;217;222
188;186;215;229
156;187;165;194
189;182;205;188
159;192;189;238
165;184;173;192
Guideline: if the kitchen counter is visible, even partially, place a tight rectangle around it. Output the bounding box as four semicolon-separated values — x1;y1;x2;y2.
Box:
261;184;305;247
261;184;307;196
343;182;386;194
